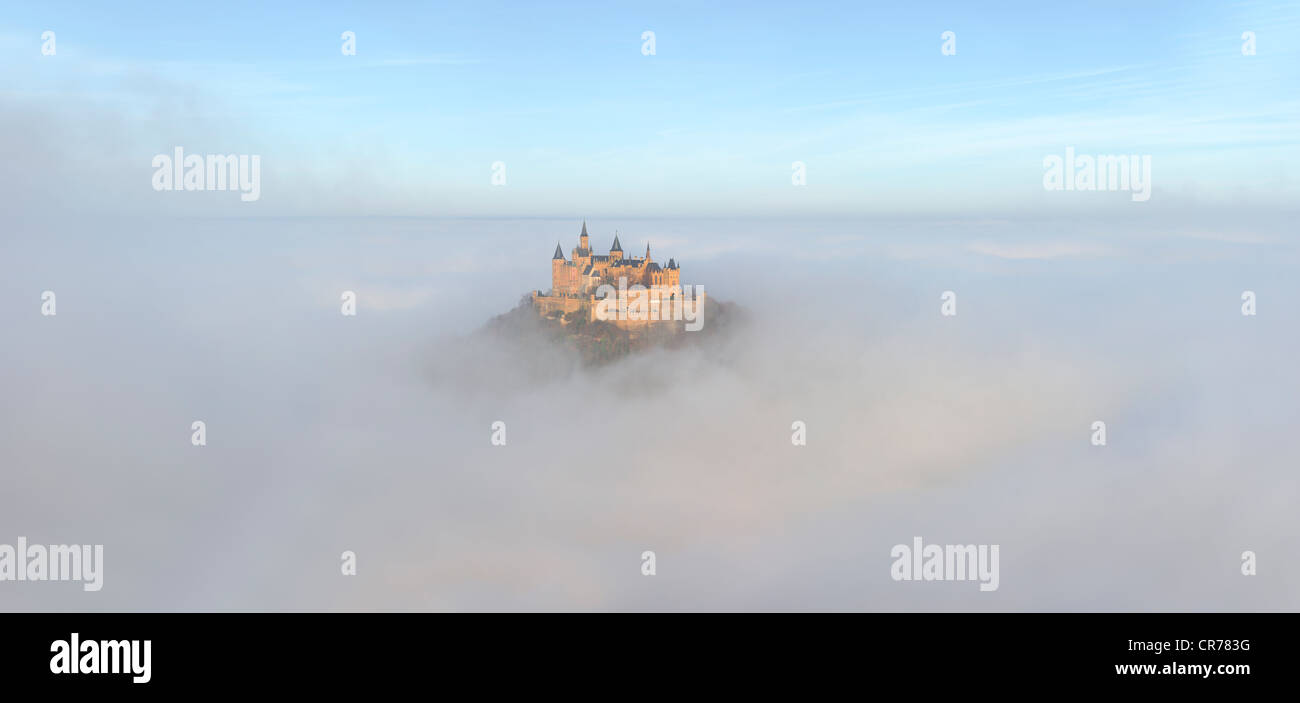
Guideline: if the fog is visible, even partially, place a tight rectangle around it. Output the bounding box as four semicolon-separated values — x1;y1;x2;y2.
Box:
1;213;1296;611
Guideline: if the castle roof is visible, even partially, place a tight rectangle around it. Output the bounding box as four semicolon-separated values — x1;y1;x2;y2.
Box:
553;243;564;260
667;258;678;269
611;234;623;251
646;262;662;273
581;220;588;237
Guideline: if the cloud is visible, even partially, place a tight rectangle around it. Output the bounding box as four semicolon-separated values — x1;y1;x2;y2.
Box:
365;56;480;67
353;286;437;312
967;240;1111;260
3;216;1296;611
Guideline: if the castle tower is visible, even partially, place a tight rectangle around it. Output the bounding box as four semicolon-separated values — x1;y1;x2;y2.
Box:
571;220;593;271
552;242;566;293
610;232;623;261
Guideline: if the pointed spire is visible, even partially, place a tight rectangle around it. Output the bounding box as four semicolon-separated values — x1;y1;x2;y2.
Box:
553;242;564;260
645;242;651;261
580;220;588;237
611;231;622;252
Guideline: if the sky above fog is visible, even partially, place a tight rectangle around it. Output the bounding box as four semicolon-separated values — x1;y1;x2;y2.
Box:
1;0;1297;217
0;2;1297;610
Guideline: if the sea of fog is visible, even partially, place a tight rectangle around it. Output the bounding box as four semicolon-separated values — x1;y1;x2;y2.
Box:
1;214;1296;610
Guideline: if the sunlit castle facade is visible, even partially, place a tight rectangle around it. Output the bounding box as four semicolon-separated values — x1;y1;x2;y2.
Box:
532;221;704;331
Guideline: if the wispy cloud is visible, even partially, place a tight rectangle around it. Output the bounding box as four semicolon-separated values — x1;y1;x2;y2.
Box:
364;56;480;67
968;240;1111;260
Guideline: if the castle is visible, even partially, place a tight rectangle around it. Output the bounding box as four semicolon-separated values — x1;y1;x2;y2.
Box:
532;221;704;331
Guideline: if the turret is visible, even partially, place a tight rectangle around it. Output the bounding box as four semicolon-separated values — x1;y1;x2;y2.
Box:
551;243;566;293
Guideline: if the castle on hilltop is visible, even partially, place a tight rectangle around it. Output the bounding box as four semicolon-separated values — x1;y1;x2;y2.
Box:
532;221;704;331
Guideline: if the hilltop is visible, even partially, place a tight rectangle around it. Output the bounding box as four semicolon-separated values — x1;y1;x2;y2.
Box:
482;294;747;367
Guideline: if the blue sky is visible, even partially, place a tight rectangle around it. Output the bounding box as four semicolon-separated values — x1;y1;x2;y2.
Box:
2;0;1297;216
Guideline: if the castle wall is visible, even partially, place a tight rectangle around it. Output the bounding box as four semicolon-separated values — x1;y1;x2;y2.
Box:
551;261;581;295
532;293;584;317
590;289;706;331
